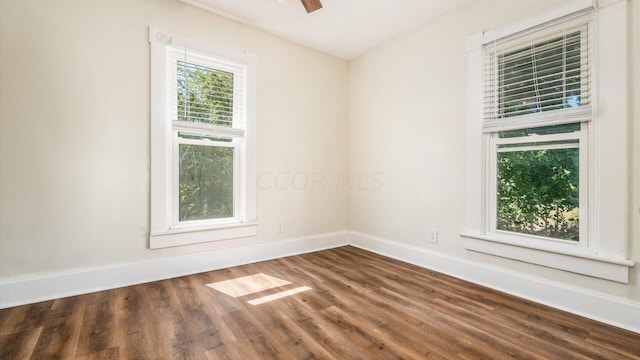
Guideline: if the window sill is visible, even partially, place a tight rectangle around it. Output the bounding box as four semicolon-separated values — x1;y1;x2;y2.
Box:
150;222;257;249
461;232;634;283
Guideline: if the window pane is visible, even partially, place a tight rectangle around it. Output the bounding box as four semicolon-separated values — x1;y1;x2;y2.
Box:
498;139;578;150
499;31;582;118
499;123;580;138
178;132;233;142
497;146;579;241
179;144;234;221
177;61;234;127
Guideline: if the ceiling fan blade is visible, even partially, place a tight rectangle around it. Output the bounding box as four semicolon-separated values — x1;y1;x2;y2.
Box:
300;0;322;13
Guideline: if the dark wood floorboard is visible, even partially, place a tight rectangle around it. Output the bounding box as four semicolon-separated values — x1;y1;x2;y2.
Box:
1;246;639;359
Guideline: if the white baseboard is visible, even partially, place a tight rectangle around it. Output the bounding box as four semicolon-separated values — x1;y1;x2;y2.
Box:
0;231;349;309
349;231;640;334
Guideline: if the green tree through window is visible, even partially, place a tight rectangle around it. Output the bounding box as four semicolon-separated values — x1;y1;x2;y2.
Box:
497;145;579;240
179;143;234;221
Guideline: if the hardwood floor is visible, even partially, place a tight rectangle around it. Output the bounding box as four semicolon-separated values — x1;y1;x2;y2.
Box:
1;246;639;359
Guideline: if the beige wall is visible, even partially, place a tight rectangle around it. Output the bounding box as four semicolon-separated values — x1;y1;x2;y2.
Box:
0;0;349;279
349;0;640;301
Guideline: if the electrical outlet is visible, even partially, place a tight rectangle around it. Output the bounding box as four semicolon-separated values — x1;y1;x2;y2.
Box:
278;223;285;233
428;229;438;243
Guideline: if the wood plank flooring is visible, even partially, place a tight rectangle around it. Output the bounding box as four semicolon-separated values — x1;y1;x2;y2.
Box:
1;246;639;359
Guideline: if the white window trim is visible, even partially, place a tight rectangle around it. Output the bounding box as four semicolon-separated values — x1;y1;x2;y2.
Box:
463;0;634;283
149;26;257;249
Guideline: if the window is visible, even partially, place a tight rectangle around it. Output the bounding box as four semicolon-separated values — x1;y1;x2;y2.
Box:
492;124;584;242
484;16;591;246
149;27;257;249
463;0;633;282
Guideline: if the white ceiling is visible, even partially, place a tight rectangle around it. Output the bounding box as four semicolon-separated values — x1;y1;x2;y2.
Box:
178;0;475;60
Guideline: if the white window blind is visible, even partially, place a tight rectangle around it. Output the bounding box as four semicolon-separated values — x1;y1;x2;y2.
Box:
169;46;247;135
482;11;593;132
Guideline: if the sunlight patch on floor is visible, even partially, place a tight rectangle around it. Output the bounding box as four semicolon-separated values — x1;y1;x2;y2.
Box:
206;273;291;297
247;286;313;305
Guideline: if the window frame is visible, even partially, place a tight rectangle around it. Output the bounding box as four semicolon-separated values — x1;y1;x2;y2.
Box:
149;26;257;249
487;125;588;248
462;0;634;283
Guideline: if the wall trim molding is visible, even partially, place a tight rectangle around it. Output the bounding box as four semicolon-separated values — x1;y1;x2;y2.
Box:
462;234;632;283
0;231;349;309
349;231;640;334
